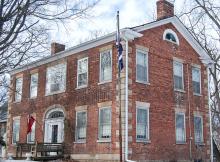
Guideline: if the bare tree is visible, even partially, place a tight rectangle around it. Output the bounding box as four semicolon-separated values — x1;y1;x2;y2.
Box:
178;0;220;131
0;0;99;104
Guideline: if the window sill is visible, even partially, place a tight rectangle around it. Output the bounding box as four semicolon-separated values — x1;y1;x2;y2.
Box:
98;80;112;85
193;93;202;96
176;142;187;145
136;80;150;85
45;90;65;96
30;97;37;100
74;140;86;144
174;89;185;93
76;85;87;90
136;139;151;143
13;100;21;103
195;142;205;146
97;139;111;143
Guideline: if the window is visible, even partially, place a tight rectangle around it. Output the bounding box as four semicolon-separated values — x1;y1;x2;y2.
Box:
12;119;20;144
163;29;179;45
136;50;148;83
15;77;23;102
192;67;201;94
98;107;111;140
27;122;35;143
75;111;87;141
30;73;38;98
46;63;66;94
77;58;88;87
175;113;186;143
173;61;184;90
194;116;203;143
100;50;112;82
136;107;149;141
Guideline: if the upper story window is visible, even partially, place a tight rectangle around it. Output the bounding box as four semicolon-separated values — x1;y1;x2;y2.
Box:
15;77;23;102
98;107;111;141
192;66;201;95
100;50;112;83
194;115;203;144
136;106;149;142
173;61;184;91
75;111;87;142
163;29;179;45
175;112;186;143
136;49;148;83
46;63;66;95
30;73;38;98
77;57;88;88
12;118;20;144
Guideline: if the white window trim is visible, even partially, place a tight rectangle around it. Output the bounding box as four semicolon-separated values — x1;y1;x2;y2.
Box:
45;63;67;96
192;65;202;96
194;115;204;144
99;50;112;83
173;61;184;91
15;77;23;102
77;57;88;88
136;49;149;84
136;105;150;142
27;122;36;143
163;29;180;45
12;118;20;145
75;110;87;143
30;73;38;98
175;112;186;144
97;107;111;142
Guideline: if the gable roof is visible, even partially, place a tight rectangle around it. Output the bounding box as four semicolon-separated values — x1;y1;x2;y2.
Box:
10;16;211;75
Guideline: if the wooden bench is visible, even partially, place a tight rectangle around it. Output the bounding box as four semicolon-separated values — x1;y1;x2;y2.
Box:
16;142;64;161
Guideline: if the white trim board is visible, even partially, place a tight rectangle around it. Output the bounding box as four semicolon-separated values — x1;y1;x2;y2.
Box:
10;16;211;75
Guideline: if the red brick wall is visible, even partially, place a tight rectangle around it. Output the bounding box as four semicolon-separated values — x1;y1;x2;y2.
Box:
7;23;211;161
128;23;210;161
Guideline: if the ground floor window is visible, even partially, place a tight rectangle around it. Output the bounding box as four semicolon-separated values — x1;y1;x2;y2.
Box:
98;107;111;140
12;118;20;144
194;116;203;143
175;112;186;143
75;111;87;142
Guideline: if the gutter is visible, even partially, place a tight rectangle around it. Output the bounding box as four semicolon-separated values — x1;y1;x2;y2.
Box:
121;29;143;162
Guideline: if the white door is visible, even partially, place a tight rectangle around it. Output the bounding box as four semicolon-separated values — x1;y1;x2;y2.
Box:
44;119;64;143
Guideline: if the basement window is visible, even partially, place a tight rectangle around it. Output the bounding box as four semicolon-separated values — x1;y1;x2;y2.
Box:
163;29;179;45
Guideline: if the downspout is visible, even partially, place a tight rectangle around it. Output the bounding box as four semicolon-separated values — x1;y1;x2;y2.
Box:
121;28;142;162
207;66;213;162
186;63;192;160
124;38;135;162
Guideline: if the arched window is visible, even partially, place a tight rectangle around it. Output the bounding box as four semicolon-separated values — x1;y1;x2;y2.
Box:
163;29;179;45
48;111;64;119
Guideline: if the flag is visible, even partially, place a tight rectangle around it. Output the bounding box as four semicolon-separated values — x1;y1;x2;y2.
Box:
27;115;35;134
116;11;123;72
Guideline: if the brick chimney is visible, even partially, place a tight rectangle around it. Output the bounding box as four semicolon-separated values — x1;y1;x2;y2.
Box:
156;0;174;20
51;42;65;55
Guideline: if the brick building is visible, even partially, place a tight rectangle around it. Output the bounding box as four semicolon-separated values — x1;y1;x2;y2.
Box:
7;0;212;161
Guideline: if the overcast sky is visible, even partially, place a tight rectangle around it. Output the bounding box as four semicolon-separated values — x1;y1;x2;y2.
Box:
48;0;184;48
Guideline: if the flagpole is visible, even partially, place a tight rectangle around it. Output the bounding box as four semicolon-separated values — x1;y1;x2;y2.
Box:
117;11;123;162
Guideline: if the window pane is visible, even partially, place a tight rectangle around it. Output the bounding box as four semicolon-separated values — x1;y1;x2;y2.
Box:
99;108;111;139
100;51;112;82
46;63;66;94
174;62;183;90
194;116;203;143
176;114;185;142
76;112;87;140
27;122;35;143
15;78;23;101
30;73;38;98
136;108;148;140
136;51;148;82
12;120;20;144
77;58;88;87
192;67;201;94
